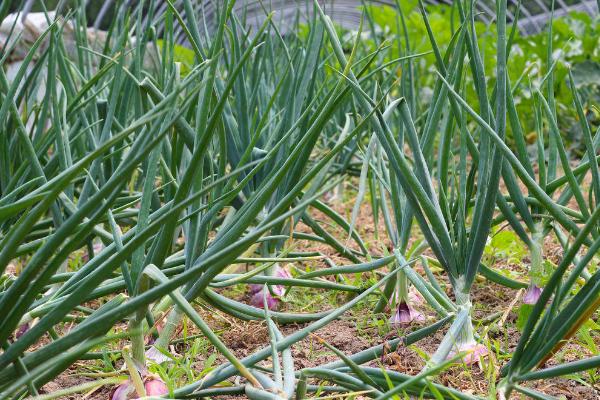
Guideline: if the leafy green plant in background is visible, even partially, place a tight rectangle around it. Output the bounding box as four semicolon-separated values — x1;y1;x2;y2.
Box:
364;1;600;150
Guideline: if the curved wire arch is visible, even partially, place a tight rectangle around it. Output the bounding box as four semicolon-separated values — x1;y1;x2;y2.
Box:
14;0;600;39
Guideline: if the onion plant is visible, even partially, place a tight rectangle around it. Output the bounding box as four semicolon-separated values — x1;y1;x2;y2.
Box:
313;0;512;364
353;110;436;326
497;207;600;399
476;4;600;306
144;0;373;361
